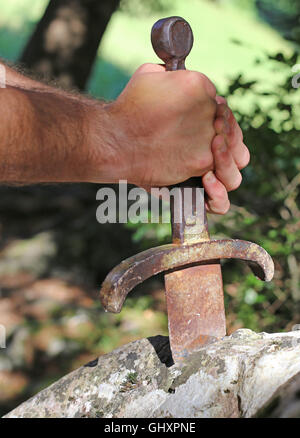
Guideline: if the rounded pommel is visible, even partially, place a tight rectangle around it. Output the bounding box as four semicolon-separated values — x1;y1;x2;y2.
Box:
151;16;194;71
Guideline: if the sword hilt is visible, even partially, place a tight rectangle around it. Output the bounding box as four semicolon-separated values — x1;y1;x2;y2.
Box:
151;16;193;71
151;17;208;244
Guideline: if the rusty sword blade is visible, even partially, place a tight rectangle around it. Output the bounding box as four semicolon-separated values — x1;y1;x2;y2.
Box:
164;179;226;362
164;263;225;360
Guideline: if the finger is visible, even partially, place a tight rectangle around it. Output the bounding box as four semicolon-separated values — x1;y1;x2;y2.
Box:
214;116;230;135
212;134;242;192
236;142;250;170
215;99;250;170
202;171;230;215
215;95;227;105
226;109;250;169
215;102;230;119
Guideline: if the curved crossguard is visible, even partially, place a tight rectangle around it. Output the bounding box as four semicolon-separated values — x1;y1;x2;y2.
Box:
100;239;274;313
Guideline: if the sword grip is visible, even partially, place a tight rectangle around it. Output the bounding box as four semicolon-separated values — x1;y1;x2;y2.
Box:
151;17;208;244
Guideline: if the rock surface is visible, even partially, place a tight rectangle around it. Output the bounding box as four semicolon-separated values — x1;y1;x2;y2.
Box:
3;329;300;418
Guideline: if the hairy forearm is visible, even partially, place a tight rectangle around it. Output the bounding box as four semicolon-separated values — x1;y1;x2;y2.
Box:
1;60;79;97
0;64;121;184
0;61;249;214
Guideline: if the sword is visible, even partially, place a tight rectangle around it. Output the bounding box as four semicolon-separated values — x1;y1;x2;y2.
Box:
99;16;274;363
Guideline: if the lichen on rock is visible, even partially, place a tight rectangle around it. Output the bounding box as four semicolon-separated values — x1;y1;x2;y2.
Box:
3;329;300;418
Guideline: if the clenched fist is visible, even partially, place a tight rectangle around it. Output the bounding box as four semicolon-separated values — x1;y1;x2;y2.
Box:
96;63;249;214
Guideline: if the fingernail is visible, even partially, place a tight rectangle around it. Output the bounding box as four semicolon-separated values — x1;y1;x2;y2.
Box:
206;171;216;182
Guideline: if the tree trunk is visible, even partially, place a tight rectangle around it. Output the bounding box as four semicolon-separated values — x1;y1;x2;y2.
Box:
20;0;121;90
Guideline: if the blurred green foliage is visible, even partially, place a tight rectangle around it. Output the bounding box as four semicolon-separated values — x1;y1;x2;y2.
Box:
256;0;300;43
221;49;300;332
120;0;172;16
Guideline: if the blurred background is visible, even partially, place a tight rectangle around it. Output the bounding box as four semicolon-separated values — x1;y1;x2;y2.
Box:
0;0;299;416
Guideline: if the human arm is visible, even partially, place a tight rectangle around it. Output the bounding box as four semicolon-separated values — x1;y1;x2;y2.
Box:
0;61;249;214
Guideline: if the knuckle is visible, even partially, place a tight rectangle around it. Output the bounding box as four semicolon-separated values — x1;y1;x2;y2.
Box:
134;63;156;75
175;72;217;115
201;73;217;98
182;71;206;96
132;63;148;77
187;70;205;87
138;62;151;71
184;71;217;98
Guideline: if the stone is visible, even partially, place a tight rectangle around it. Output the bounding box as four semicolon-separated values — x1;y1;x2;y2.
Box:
3;329;300;418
